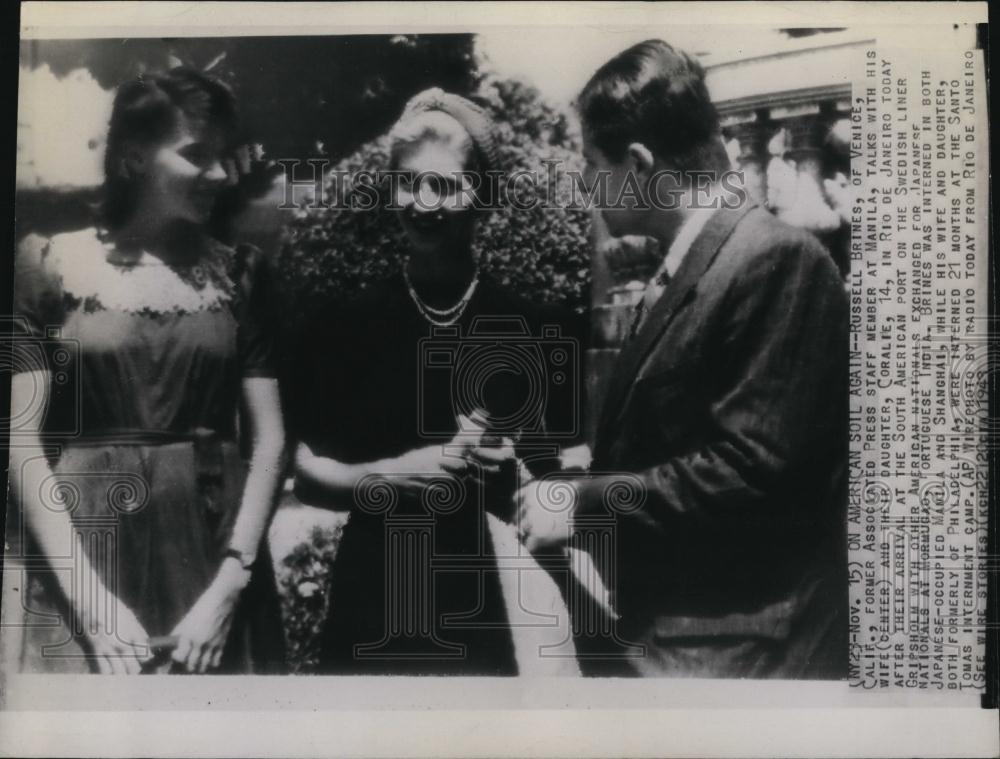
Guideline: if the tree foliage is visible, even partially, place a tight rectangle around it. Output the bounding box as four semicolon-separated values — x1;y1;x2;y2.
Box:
22;35;477;163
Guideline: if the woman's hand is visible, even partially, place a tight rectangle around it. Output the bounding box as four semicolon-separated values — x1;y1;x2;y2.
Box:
10;373;152;675
169;559;250;673
393;444;469;475
379;444;469;498
75;580;151;675
463;436;517;484
223;143;282;199
294;438;471;504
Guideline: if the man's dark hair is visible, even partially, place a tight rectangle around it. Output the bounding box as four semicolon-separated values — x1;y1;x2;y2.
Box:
102;67;238;230
577;39;730;175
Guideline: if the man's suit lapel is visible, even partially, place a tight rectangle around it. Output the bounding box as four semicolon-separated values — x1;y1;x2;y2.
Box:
595;204;758;446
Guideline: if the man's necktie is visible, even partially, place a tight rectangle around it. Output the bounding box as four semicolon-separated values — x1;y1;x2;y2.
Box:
627;269;672;341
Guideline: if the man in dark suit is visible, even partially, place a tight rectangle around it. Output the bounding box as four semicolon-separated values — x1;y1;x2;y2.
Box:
516;39;849;678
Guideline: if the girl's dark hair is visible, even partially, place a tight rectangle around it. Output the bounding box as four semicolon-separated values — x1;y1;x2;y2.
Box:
102;67;237;229
577;39;730;176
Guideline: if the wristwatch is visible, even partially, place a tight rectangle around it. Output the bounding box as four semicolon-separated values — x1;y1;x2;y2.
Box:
223;546;257;571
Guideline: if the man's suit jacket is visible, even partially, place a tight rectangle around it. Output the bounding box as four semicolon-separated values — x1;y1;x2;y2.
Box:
577;204;849;679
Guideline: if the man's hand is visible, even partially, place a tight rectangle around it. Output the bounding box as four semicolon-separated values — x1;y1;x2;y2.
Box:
515;477;578;553
463;435;518;487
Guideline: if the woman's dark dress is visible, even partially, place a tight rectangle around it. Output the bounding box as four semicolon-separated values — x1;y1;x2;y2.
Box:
290;273;579;675
2;228;285;674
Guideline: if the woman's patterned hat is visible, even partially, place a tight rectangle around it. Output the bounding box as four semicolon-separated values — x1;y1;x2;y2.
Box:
396;87;500;172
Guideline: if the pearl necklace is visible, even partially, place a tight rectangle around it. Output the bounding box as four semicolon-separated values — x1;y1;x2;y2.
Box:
404;268;480;327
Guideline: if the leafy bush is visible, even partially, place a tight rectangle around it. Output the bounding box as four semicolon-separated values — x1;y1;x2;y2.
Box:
274;74;593;335
275;522;345;672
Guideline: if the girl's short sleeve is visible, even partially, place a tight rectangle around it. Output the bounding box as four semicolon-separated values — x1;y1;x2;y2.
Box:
11;234;65;370
230;243;277;379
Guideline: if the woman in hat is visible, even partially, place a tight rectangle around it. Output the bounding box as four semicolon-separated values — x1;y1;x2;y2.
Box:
290;88;579;675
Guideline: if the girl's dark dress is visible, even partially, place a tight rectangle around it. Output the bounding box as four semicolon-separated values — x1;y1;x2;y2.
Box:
290;273;578;675
2;229;285;674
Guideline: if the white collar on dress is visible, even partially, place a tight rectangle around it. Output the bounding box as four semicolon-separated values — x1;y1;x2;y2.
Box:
49;228;234;315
